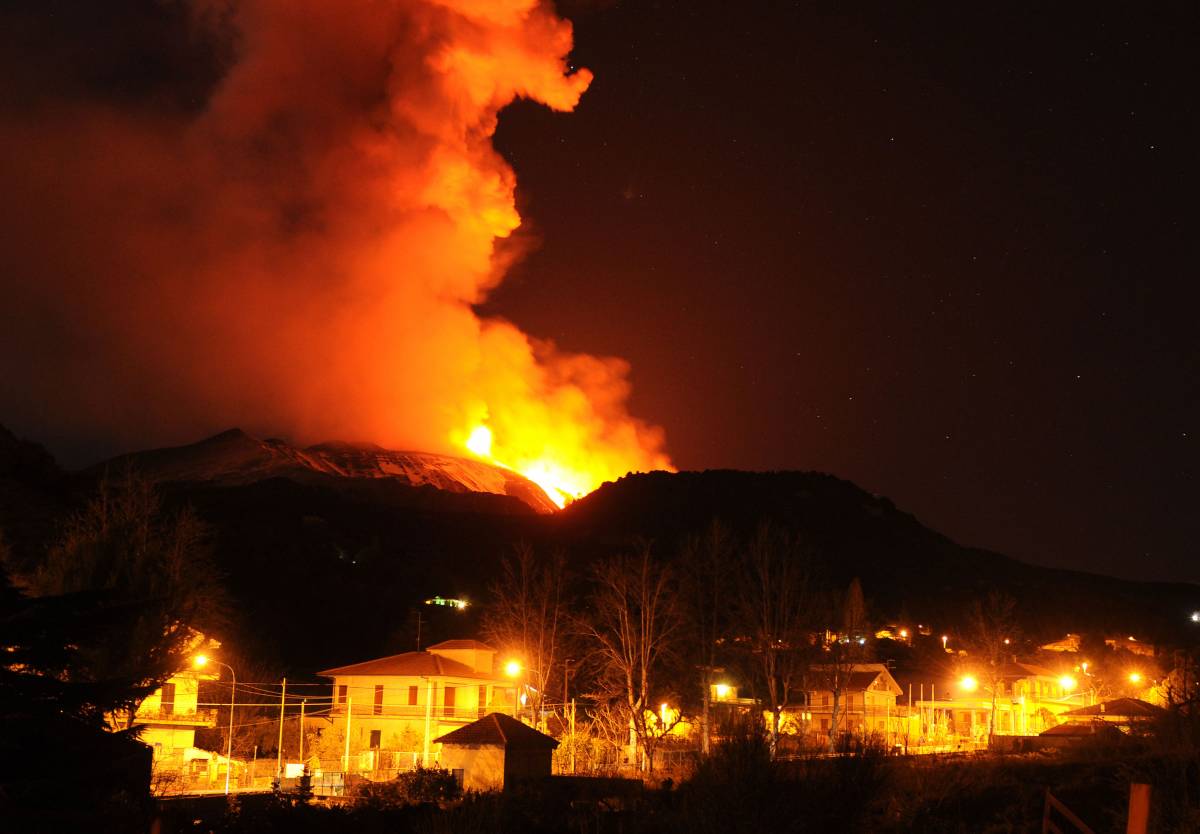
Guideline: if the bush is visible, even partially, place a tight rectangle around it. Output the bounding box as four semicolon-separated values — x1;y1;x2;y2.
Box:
355;767;462;808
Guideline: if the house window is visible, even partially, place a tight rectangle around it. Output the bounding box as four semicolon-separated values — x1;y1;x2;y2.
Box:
338;684;348;705
478;685;488;718
822;694;830;707
821;718;829;731
444;686;456;717
408;685;418;706
374;684;384;715
369;730;382;749
161;682;176;715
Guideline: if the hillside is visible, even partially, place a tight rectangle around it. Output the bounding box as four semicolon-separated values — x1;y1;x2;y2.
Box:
1;426;1195;674
552;470;1199;644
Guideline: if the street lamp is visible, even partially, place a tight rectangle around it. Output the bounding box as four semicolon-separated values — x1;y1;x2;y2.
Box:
959;675;979;693
504;659;522;720
195;654;236;795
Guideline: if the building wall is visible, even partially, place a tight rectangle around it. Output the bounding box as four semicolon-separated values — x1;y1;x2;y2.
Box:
439;744;505;792
503;749;551;784
136;672;203;717
324;674;515;769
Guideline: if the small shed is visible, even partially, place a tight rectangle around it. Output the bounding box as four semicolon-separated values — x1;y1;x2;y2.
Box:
433;713;558;792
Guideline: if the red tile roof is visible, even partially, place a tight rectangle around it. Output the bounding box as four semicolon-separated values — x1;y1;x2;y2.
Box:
317;651;495;679
433;713;559;750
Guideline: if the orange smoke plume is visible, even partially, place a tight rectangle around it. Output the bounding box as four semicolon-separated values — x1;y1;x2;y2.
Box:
0;0;670;501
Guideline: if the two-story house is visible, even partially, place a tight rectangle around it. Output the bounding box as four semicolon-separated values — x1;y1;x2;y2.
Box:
906;660;1088;749
108;665;217;777
314;639;517;774
806;663;904;747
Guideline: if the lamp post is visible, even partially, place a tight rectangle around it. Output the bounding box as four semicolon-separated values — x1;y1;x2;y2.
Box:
504;659;522;721
195;655;236;795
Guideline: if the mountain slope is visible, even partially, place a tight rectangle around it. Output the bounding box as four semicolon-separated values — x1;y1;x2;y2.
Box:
92;428;559;514
552;470;1199;643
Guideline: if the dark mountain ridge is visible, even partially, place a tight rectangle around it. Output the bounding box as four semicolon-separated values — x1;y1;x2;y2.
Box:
1;425;1195;673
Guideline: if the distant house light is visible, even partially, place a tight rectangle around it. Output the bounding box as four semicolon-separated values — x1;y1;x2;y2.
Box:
425;596;469;610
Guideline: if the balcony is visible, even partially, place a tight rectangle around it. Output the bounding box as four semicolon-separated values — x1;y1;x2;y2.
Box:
134;708;218;728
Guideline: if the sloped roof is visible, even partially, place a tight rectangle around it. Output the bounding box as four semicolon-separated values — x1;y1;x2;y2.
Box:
1001;660;1058;679
318;651;494;679
1063;698;1162;719
812;663;903;696
1040;721;1122;738
433;713;559;750
427;639;495;652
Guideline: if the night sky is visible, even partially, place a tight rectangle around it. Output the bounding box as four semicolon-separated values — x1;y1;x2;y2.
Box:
487;2;1198;582
1;2;1196;584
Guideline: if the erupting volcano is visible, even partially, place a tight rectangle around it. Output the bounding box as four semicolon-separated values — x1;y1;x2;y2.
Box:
0;0;671;497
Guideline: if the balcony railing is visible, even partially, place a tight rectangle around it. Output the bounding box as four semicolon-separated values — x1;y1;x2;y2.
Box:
135;708;218;727
330;704;500;721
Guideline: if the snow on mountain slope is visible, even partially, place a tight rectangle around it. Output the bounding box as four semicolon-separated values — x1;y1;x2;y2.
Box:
95;429;559;513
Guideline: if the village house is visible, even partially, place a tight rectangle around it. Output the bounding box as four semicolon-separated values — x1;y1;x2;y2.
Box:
313;639;518;774
106;642;220;785
805;663;905;748
903;660;1088;750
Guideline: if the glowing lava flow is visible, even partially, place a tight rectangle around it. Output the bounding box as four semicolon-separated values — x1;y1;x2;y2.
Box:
463;424;586;509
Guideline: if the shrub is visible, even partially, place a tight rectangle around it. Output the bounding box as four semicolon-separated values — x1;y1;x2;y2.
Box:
355;766;462;808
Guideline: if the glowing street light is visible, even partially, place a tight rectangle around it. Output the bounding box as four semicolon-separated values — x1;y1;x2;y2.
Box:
959;675;979;693
1129;672;1143;685
1058;675;1077;693
194;654;236;795
941;635;949;651
1191;611;1200;624
504;659;522;720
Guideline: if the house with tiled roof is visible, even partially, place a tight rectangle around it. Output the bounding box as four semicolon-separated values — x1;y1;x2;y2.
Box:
313;640;518;775
433;712;558;791
897;659;1089;751
805;663;904;748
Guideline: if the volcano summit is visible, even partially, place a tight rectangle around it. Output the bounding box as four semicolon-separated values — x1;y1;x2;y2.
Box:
94;429;560;514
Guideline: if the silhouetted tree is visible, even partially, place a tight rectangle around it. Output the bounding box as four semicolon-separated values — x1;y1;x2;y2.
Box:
735;524;817;757
678;520;734;755
481;542;568;723
580;543;681;773
964;592;1018;745
817;577;871;751
26;468;226;719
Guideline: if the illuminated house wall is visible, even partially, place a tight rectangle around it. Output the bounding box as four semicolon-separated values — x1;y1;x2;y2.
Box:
110;668;217;772
315;639;517;772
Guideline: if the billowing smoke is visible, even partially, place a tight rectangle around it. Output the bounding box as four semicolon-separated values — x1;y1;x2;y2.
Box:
0;0;669;496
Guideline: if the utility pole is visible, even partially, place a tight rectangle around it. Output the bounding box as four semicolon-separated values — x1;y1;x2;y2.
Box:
277;678;287;774
299;699;306;764
563;660;576;774
422;678;434;766
343;696;352;774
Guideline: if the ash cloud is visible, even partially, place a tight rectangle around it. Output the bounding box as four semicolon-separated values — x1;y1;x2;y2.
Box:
0;0;669;485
